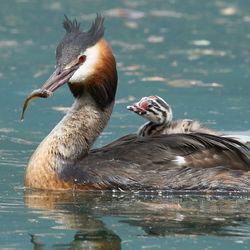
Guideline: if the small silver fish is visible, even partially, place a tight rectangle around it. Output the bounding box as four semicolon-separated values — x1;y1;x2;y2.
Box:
21;89;52;121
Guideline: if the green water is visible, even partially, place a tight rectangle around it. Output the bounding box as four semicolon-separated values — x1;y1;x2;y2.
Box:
1;0;250;249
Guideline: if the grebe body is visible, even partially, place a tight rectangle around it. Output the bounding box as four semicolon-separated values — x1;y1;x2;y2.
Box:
23;16;250;191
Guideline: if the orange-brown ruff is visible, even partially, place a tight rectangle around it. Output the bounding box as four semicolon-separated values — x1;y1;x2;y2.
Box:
24;15;250;191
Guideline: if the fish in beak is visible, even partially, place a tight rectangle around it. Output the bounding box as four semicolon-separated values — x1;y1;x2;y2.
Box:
21;65;79;120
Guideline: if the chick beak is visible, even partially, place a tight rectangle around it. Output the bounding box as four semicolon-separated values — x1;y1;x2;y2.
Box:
127;104;146;115
21;64;79;120
127;105;136;112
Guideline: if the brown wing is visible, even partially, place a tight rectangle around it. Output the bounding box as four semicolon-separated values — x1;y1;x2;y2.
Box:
59;133;250;191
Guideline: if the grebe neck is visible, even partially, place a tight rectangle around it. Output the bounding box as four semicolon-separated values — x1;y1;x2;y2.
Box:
138;120;170;137
49;94;113;161
24;94;113;188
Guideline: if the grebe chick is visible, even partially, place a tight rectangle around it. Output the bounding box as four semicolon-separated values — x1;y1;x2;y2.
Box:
22;15;250;191
127;96;221;137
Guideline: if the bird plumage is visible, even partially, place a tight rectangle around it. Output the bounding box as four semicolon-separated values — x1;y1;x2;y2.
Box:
127;96;221;137
23;15;250;191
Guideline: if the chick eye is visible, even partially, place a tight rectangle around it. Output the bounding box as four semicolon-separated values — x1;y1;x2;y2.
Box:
152;102;159;108
147;101;156;109
78;55;86;64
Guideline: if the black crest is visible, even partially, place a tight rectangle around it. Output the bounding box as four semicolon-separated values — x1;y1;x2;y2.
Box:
63;14;104;38
63;16;81;33
56;14;105;67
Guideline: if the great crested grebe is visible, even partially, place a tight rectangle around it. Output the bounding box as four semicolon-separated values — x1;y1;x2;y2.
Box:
23;15;250;191
127;96;221;137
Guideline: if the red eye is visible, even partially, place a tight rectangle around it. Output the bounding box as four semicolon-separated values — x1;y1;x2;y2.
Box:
78;55;86;64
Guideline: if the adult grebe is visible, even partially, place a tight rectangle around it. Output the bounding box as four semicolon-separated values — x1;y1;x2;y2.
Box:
23;15;250;191
127;95;221;137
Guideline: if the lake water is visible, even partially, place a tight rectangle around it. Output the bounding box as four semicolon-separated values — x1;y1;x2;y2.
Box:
0;0;250;249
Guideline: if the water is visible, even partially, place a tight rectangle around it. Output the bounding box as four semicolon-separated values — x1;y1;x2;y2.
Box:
0;0;250;249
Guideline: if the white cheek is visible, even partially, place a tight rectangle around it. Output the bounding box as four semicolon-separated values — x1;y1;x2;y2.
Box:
147;112;161;124
69;43;100;83
144;114;153;121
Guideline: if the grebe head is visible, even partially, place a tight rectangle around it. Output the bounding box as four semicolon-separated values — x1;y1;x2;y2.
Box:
55;15;104;84
127;95;173;124
22;14;117;118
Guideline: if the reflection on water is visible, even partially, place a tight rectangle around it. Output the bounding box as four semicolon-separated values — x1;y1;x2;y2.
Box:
30;231;121;250
24;190;250;249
